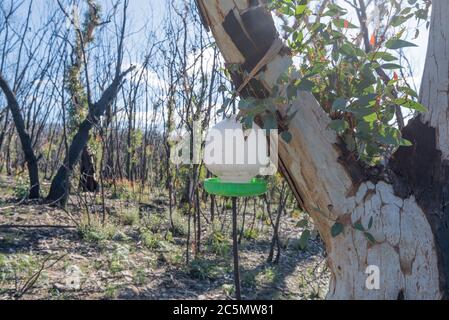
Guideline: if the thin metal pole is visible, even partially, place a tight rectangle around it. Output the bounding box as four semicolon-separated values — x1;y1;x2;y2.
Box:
232;197;241;300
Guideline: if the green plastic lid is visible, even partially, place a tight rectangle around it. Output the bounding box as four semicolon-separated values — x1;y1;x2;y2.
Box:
204;178;268;197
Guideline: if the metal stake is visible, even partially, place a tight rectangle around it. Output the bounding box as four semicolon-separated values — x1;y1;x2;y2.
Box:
232;197;241;300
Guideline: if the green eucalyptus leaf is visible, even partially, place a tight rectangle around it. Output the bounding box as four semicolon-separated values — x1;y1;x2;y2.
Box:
281;131;293;143
344;134;356;152
363;112;378;123
376;127;400;145
386;39;417;50
381;63;403;70
340;43;356;57
298;229;311;250
356;94;378;107
329;119;348;134
333;19;358;29
238;98;251;110
399;138;413;146
391;15;410;27
332;98;347;111
367;51;397;62
364;232;376;244
297;79;314;91
354;222;365;232
331;222;344;238
397;86;418;98
295;4;307;16
243;115;254;129
324;3;347;16
263;113;277;130
368;217;374;230
296;219;309;228
287;84;298;100
394;98;428;112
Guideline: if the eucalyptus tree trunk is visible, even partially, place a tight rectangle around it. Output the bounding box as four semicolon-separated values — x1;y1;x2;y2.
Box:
68;0;100;193
0;74;40;199
196;0;449;299
80;146;99;192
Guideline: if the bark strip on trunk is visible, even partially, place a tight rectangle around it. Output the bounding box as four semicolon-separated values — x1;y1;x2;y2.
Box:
390;1;449;297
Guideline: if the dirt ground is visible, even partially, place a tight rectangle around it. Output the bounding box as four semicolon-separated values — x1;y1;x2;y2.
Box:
0;175;330;300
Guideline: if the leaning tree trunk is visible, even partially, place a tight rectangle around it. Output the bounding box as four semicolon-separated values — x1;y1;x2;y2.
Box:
47;66;135;206
0;74;40;199
196;0;449;299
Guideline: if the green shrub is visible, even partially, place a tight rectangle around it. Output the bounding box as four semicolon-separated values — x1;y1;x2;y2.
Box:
13;178;29;199
0;254;8;283
78;223;118;243
241;272;257;289
134;268;146;285
121;208;139;226
0;254;39;285
222;284;235;296
142;215;163;234
141;231;161;249
104;285;118;299
188;258;226;281
171;214;188;236
109;259;123;274
256;267;278;286
206;231;231;256
243;228;259;240
108;244;130;274
163;249;183;267
165;231;174;243
255;211;268;221
111;180;134;200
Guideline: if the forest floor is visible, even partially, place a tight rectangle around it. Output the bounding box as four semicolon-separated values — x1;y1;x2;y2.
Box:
0;175;329;300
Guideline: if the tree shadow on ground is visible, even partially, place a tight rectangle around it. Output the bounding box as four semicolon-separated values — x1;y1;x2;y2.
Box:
119;236;326;300
0;225;114;258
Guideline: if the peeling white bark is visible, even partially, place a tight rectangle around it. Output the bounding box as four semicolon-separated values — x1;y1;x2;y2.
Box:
198;0;443;299
280;95;440;299
420;1;449;159
328;181;440;299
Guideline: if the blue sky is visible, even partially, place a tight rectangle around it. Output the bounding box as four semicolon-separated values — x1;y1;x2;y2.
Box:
125;0;166;34
122;0;430;90
5;0;431;128
19;0;429;91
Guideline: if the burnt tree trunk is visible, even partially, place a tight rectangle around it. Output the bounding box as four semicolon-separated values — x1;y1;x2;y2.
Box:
0;74;40;199
64;0;101;193
47;66;135;206
196;0;449;299
80;145;99;192
48;0;133;207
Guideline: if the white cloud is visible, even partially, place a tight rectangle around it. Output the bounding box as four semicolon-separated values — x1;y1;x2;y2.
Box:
123;62;168;90
185;46;218;78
